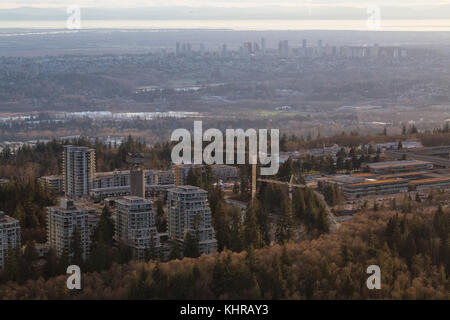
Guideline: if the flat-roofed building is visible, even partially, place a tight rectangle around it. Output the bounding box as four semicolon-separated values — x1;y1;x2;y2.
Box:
91;186;130;201
167;186;217;255
146;170;175;185
39;175;64;193
0;211;21;269
378;171;430;181
365;160;433;174
176;164;238;185
212;165;239;182
93;170;129;189
409;177;450;191
343;179;409;199
91;169;175;201
115;196;160;260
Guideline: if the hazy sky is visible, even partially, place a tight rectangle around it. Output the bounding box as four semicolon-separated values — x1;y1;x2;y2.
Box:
2;0;450;9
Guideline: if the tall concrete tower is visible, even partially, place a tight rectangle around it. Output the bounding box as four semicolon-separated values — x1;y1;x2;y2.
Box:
63;145;96;199
127;153;146;198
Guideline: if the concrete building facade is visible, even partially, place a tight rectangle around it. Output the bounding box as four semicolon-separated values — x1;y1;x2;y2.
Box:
46;198;96;260
167;186;217;255
0;211;21;269
63;145;96;199
343;179;409;199
39;175;64;194
115;196;160;260
365;160;433;174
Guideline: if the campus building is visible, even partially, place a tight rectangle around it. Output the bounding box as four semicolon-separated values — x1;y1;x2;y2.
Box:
115;196;160;260
342;179;409;199
409;177;450;191
0;211;21;269
365;160;433;174
167;186;217;255
63;145;96;199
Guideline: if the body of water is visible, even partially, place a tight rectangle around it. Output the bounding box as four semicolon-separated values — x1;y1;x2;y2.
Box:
1;19;450;32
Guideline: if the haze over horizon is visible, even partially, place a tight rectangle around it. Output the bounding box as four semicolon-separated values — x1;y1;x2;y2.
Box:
1;1;450;21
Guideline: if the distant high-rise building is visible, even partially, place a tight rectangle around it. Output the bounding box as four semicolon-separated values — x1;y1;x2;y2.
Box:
318;40;323;48
261;38;266;54
115;196;160;260
63;145;96;199
243;42;253;55
46;198;96;261
253;42;260;53
176;42;181;56
221;44;227;57
0;211;21;269
127;153;146;199
278;40;289;57
302;39;307;48
167;186;217;255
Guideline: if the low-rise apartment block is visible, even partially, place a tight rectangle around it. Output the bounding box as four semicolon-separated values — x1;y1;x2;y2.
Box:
39;175;64;194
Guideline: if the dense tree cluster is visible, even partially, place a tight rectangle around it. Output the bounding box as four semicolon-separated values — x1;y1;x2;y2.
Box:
0;207;447;299
0;136;174;180
0;180;54;243
281;129;450;152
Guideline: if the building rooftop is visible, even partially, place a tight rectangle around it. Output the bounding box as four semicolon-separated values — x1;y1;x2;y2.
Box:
347;178;407;187
94;170;130;178
367;160;431;169
0;211;19;224
378;171;429;179
40;175;62;179
64;145;95;152
409;177;450;185
351;173;376;178
168;185;207;193
116;196;151;205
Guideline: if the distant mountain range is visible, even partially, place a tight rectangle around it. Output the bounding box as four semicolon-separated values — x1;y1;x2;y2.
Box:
1;6;450;20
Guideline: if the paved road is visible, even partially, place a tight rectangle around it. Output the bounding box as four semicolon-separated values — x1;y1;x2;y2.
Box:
312;189;341;232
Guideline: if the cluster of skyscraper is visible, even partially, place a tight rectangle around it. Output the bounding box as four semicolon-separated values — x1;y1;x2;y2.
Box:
175;39;407;59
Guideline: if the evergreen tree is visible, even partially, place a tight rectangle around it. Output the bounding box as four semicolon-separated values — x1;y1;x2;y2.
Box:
169;241;181;260
230;206;244;252
186;168;201;187
276;196;295;244
4;248;21;283
183;232;200;258
155;199;167;233
21;242;38;280
244;200;263;249
293;189;306;221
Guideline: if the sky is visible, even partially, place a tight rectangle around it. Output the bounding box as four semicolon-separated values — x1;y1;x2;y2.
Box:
2;0;450;9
